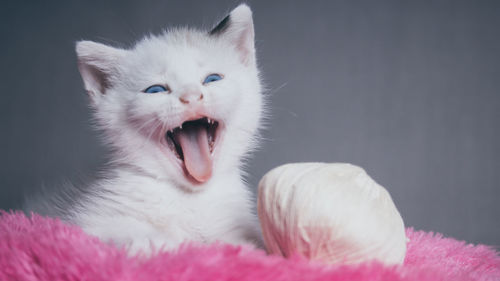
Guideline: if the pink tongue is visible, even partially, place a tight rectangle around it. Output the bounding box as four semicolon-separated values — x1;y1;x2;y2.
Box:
175;124;213;183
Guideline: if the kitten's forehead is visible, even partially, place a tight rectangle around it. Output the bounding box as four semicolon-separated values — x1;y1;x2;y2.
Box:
125;29;237;84
136;30;230;63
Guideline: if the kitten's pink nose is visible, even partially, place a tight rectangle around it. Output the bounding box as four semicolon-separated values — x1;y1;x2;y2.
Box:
179;91;203;104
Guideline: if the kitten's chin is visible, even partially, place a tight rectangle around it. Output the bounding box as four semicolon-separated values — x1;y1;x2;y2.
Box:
159;117;223;185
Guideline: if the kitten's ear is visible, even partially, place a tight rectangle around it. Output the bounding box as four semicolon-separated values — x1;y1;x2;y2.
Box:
210;4;255;66
75;41;126;105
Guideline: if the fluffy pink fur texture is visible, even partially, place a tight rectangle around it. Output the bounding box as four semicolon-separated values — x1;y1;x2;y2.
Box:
1;212;499;281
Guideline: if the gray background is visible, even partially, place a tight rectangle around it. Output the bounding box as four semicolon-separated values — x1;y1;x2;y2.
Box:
1;0;499;246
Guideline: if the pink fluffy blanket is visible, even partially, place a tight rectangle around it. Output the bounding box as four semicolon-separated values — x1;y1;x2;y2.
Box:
0;212;498;281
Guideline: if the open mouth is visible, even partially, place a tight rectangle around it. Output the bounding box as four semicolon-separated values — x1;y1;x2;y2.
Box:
164;117;220;183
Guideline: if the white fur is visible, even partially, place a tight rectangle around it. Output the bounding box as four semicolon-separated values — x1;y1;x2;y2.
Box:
25;4;264;254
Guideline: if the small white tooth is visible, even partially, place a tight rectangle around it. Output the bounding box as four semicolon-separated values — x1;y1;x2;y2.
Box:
180;124;183;129
208;118;212;124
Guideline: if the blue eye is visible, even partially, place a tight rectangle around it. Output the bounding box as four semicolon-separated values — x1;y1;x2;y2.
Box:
144;85;168;93
203;74;223;84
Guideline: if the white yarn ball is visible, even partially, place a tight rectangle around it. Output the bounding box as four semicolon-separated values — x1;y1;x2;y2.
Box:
257;163;406;265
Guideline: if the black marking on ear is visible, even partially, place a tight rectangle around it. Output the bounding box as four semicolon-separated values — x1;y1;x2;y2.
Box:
209;15;230;36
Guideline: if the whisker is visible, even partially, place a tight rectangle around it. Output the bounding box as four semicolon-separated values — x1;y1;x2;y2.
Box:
265;82;288;96
134;117;158;134
146;122;162;144
136;120;162;149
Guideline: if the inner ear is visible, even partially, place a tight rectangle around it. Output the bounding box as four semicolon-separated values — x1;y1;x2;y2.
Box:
78;61;111;95
75;40;126;105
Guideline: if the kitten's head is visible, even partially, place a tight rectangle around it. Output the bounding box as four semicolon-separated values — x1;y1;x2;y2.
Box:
76;4;262;191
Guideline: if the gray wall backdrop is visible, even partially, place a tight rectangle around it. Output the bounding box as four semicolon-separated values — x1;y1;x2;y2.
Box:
1;0;499;246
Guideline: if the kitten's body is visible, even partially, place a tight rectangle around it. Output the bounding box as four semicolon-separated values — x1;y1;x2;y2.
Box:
66;167;259;254
25;5;264;254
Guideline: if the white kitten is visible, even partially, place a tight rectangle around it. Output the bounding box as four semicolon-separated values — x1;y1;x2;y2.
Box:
24;4;264;254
